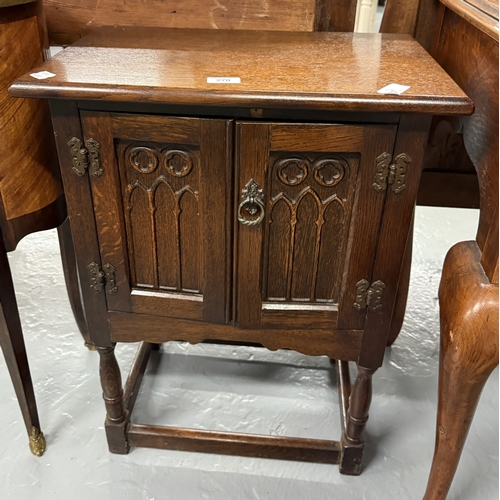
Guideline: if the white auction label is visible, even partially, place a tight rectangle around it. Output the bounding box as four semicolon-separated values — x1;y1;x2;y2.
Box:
377;83;411;95
207;77;241;84
30;71;56;80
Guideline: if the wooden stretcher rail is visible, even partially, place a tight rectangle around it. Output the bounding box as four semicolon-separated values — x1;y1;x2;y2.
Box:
127;424;342;464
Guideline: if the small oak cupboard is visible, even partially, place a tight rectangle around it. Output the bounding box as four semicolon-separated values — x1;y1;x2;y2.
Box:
10;26;472;474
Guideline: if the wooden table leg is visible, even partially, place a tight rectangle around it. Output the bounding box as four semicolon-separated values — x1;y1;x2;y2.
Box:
96;345;129;454
422;242;499;500
340;365;375;475
0;235;46;456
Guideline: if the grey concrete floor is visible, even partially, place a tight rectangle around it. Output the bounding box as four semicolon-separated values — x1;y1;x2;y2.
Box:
0;206;498;500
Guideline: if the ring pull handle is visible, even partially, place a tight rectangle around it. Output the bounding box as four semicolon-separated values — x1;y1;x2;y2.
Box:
237;179;265;226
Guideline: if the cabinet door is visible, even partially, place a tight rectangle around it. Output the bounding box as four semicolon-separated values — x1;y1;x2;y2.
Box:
81;112;232;324
235;121;397;330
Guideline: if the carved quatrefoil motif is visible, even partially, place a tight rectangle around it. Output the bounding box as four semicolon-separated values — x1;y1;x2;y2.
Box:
126;145;159;174
313;157;347;187
125;143;197;178
276;156;309;186
163;149;194;177
274;154;349;188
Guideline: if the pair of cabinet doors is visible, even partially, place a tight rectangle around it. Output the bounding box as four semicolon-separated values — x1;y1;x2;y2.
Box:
80;111;397;334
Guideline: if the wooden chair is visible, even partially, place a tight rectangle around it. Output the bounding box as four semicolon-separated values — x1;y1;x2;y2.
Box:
0;0;66;456
383;0;498;496
420;0;499;498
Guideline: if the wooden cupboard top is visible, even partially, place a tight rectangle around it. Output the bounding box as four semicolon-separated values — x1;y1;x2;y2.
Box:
10;27;473;115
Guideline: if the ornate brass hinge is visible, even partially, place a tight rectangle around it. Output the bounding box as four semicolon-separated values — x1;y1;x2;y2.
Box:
67;137;102;177
353;279;386;311
373;152;410;194
88;262;117;294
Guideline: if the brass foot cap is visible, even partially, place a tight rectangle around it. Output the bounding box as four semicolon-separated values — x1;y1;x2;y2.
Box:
29;427;46;457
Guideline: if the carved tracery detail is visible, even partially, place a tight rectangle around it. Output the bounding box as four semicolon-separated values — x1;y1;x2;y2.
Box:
264;153;357;305
120;141;200;293
276;156;309;186
126;144;159;174
163;148;195;177
313;156;347;187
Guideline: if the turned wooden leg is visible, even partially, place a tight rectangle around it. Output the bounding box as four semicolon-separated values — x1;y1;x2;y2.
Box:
387;213;414;346
96;345;129;454
0;236;46;456
340;365;375;475
423;242;499;500
57;218;92;348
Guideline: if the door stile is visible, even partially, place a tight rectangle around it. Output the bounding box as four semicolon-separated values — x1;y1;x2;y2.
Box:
199;118;233;324
80;110;134;313
336;124;398;330
49;101;111;347
235;122;271;328
359;114;432;369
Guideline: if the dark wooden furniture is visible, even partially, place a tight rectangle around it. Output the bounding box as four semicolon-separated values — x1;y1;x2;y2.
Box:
10;27;471;474
421;0;499;498
0;0;66;456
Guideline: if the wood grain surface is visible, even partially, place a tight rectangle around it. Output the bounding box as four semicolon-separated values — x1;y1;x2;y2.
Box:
49;100;111;348
42;0;359;46
9;27;472;115
0;230;40;436
441;0;499;38
422;242;499;500
432;7;498;282
380;0;420;35
422;3;498;495
0;1;62;220
127;424;342;463
33;8;478;470
80;112;231;325
358;114;431;369
314;0;356;31
108;311;362;361
465;0;499;19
